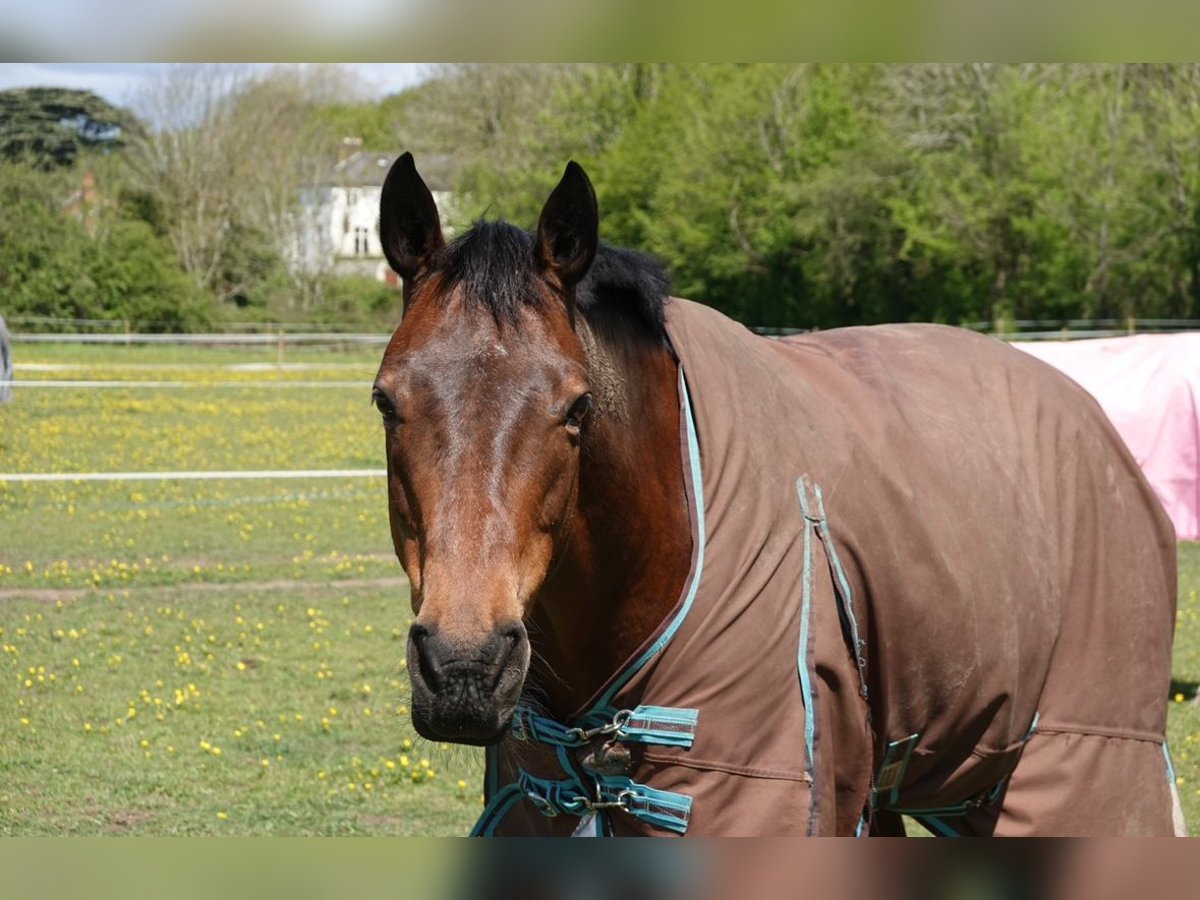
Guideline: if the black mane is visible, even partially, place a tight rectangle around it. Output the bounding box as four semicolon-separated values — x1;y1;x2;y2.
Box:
430;220;672;346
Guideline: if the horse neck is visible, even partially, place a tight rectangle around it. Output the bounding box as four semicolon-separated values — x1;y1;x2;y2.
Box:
526;318;694;719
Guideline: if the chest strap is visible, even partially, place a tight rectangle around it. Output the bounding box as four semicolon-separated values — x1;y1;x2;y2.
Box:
511;705;699;749
516;770;693;835
473;705;699;836
471;713;698;837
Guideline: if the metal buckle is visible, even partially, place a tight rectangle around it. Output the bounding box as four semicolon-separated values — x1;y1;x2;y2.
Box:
566;709;633;744
585;788;636;813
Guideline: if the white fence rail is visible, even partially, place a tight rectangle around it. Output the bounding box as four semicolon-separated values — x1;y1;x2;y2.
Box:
7;318;1199;354
0;380;367;389
0;469;386;483
756;318;1200;340
5;316;387;334
9;332;390;345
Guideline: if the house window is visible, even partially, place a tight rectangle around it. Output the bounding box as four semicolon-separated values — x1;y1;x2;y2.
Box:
354;227;371;256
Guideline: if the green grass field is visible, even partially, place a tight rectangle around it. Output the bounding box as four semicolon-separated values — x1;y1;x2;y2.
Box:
1;342;485;835
1;341;1197;835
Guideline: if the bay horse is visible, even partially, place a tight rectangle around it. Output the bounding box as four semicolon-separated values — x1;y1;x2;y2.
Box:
373;153;1184;836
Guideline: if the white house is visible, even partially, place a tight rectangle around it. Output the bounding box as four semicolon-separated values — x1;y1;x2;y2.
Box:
290;142;454;286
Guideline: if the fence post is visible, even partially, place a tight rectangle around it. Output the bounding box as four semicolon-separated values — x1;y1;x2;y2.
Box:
1127;316;1135;335
277;325;285;367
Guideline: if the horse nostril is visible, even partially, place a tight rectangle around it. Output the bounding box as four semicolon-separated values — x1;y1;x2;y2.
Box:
409;622;443;691
492;621;528;677
487;622;529;695
494;621;526;654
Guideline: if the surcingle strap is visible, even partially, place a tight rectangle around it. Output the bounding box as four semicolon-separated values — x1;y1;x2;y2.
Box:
871;733;921;810
870;731;1020;836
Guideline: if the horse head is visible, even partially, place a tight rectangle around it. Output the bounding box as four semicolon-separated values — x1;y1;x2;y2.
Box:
373;154;600;744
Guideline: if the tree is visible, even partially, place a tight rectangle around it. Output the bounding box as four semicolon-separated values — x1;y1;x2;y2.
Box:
880;64;1200;325
0;87;137;170
0;162;91;319
1122;64;1200;319
0;162;209;330
122;64;363;308
85;218;211;331
311;94;410;153
595;65;907;328
399;64;607;228
226;65;369;310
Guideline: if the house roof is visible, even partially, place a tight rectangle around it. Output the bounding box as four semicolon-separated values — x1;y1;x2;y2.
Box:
330;150;454;191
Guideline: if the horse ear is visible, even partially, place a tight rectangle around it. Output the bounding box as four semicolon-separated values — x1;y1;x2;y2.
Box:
536;161;599;292
379;152;445;282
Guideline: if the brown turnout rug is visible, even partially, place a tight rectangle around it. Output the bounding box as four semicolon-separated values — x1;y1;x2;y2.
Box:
479;298;1183;836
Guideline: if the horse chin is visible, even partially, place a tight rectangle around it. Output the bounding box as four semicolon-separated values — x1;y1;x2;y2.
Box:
411;706;513;747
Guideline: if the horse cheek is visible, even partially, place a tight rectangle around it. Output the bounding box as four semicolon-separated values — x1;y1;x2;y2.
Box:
385;486;423;609
399;537;423;613
518;455;579;605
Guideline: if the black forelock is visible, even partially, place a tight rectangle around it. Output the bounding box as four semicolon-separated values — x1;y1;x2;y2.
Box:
430;221;538;324
429;219;672;347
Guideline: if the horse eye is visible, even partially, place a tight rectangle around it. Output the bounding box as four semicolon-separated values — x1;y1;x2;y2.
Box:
372;389;400;425
564;393;593;430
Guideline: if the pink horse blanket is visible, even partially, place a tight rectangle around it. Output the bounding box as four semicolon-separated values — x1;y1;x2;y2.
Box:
1014;333;1200;541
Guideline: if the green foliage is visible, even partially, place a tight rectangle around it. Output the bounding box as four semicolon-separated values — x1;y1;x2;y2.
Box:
0;164;209;331
0;87;137;170
594;65;906;327
0;164;87;318
12;65;1200;333
85;219;213;331
422;63;1200;329
230;273;402;330
314;275;403;329
310;101;402;152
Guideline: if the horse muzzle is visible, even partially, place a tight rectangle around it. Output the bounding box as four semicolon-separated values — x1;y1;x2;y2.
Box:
406;620;529;745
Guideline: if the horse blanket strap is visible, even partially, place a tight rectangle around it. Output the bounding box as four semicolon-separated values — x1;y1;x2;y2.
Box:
870;733;920;811
513;771;693;835
471;782;525;837
869;725;1031;834
620;706;699;747
902;777;1010;818
897;777;1013;837
476;704;699;835
510;704;699;750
